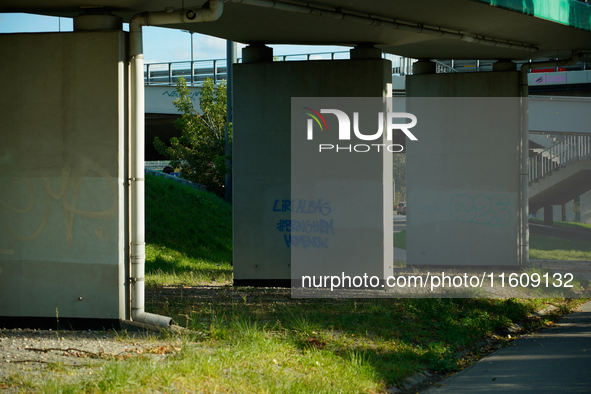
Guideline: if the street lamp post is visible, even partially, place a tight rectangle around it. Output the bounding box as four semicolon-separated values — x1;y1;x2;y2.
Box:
181;30;195;85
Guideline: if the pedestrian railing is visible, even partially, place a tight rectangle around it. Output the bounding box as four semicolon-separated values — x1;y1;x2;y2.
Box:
145;53;590;86
529;134;591;184
145;51;419;85
145;59;228;85
434;60;459;73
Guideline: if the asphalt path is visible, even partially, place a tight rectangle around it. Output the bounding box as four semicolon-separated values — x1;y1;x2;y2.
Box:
424;301;591;393
530;223;591;242
393;214;406;233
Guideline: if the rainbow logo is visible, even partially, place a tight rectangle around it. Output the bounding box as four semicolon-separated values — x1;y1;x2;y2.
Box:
303;107;329;131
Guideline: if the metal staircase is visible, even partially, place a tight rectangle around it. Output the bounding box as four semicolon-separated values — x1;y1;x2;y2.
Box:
529;134;591;212
529;135;591;184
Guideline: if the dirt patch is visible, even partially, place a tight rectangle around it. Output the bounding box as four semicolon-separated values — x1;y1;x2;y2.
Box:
0;328;180;391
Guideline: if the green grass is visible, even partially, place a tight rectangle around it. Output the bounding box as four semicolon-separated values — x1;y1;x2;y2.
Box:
530;235;591;261
529;218;591;232
13;178;587;393
32;294;579;394
145;173;233;285
393;230;407;250
395;230;591;261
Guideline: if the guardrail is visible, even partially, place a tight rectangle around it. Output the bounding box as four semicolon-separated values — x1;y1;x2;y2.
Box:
434;60;459;73
145;54;591;86
529;134;591;184
145;59;228;85
145;51;417;85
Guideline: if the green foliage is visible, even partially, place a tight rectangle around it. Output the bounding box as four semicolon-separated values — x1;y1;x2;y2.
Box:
154;76;231;197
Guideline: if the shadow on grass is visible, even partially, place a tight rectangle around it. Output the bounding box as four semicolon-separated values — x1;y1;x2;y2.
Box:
146;286;552;386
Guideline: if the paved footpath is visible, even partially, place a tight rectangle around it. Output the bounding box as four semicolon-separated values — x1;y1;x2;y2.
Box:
424;301;591;393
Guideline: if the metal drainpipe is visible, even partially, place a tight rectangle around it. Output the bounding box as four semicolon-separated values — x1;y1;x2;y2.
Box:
129;0;224;328
517;51;579;266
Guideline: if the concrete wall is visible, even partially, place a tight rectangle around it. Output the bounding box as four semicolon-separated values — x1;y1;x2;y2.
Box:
565;200;575;222
536;206;563;222
0;32;128;321
233;56;393;284
581;191;591;224
529;96;591;134
145;85;202;115
406;71;523;266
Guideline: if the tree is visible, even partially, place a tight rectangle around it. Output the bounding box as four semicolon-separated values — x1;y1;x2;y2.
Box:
154;76;231;197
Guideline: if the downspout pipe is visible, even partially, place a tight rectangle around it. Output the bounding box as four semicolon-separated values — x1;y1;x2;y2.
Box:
517;51;579;266
129;1;224;328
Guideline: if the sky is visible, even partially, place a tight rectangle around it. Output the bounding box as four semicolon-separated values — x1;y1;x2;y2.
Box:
0;13;351;64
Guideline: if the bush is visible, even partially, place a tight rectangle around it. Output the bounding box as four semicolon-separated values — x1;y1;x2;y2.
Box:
154;76;231;196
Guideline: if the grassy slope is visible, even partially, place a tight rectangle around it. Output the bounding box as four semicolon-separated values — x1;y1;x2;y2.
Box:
145;173;233;285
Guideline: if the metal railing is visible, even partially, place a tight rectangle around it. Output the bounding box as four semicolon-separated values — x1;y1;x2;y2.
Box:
145;53;591;86
145;59;228;85
434;60;459;73
529;134;591;184
392;56;416;76
145;51;420;85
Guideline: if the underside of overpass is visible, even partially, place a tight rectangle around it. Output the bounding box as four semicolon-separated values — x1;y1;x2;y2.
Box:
2;0;591;325
2;0;591;60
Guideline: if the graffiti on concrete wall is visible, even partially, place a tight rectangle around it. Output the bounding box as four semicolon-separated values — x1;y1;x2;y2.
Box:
273;199;333;249
0;157;117;255
449;194;511;226
532;74;567;85
161;90;199;100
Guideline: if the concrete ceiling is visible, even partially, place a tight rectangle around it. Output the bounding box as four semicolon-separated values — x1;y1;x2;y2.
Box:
2;0;591;60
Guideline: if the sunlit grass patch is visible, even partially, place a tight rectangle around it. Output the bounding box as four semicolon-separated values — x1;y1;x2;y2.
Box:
145;173;233;286
529;218;591;232
18;174;583;393
530;235;591;261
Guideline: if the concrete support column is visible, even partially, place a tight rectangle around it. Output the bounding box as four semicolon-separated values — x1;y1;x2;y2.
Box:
564;201;575;222
350;44;382;59
0;31;128;323
544;205;554;225
406;71;523;267
412;59;436;75
232;55;393;286
242;44;273;63
582;191;591;224
493;60;517;72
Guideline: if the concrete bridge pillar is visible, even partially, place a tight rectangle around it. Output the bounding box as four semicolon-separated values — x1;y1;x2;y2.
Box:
582;191;591;224
406;70;525;267
232;46;393;286
544;205;554;225
0;31;129;325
